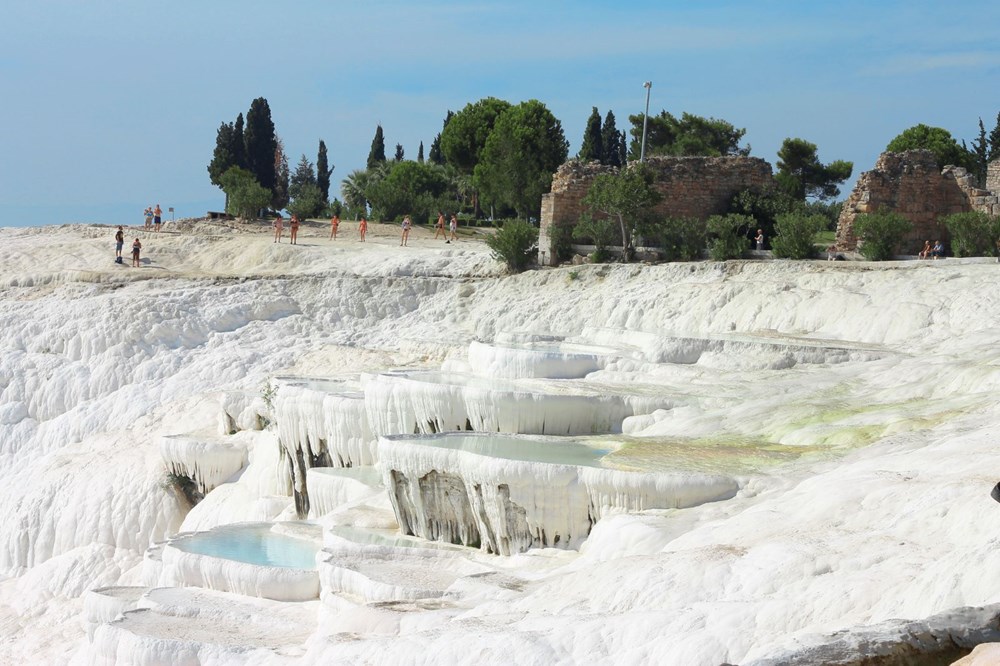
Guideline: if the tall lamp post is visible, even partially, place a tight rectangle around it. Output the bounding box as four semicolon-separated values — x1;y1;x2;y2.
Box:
640;81;652;163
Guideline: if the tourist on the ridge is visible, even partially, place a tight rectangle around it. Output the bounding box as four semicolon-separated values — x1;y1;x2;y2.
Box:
918;240;932;259
931;240;944;259
434;211;445;240
755;229;764;250
144;207;153;230
330;214;340;240
400;215;412;246
359;216;368;242
448;214;457;243
114;226;125;264
131;237;142;267
827;244;837;261
154;204;162;233
290;214;300;245
273;213;284;243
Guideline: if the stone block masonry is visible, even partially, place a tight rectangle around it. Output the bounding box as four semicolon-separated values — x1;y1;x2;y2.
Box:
539;156;773;266
835;150;1000;254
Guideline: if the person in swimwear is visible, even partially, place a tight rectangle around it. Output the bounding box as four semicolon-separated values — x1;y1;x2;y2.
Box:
131;237;142;267
273;214;284;243
289;214;300;245
448;214;458;243
401;215;412;246
330;214;340;240
434;211;445;240
154;204;162;233
918;240;931;259
358;216;368;242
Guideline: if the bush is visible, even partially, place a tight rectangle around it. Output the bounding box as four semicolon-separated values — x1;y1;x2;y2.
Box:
323;198;345;218
549;221;575;263
853;210;912;261
485;219;538;272
771;212;826;259
706;214;752;261
942;211;1000;257
573;215;616;262
658;217;707;262
287;182;325;219
728;186;797;242
221;167;271;220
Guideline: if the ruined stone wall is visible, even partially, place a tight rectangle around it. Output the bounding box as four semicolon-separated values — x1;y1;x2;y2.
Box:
985;161;1000;202
539;156;773;265
835;151;1000;253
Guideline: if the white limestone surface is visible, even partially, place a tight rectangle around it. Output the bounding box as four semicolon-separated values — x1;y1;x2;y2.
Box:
305;467;382;519
159;432;249;495
466;339;620;378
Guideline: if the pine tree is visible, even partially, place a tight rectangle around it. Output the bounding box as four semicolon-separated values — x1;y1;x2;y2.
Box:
972;118;989;187
208;120;237;189
988;112;1000;162
244;97;278;194
429;111;453;166
394;143;404;162
418;141;424;163
316;140;333;204
601;111;623;167
271;137;290;211
232;113;246;169
291;155;317;190
367;124;386;168
617;130;628;166
578;107;603;162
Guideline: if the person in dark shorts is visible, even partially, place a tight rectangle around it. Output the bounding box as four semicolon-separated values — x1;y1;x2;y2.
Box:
153;204;162;232
115;226;125;263
131;238;142;267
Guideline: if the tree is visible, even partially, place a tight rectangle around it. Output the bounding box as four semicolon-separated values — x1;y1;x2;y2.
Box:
485;219;538;272
578;107;603;162
341;169;372;217
418;141;425;163
272;137;290;211
601;110;624;167
244;97;278;194
886;124;972;169
988;112;1000;162
366;160;450;223
394;143;404;162
628;111;749;159
316;140;333;204
942;211;1000;257
776;138;853;201
853;210;912;261
290;154;316;194
582;164;662;261
288;183;324;219
220;167;271;220
474;100;569;220
208;113;247;194
770;212;826;259
428;111;453;166
367;124;386;169
706;214;752;261
441;97;512;174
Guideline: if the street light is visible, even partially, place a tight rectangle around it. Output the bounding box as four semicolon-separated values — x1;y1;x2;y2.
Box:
640;81;652;163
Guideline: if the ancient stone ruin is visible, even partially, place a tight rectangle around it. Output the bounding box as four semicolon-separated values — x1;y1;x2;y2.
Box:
835;150;1000;253
538;156;773;266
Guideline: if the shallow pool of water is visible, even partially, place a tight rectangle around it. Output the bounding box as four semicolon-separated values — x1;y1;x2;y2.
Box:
171;523;320;570
395;433;613;468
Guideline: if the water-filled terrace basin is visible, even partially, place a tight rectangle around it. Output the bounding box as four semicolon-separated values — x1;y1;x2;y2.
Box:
467;339;624;379
159;522;322;601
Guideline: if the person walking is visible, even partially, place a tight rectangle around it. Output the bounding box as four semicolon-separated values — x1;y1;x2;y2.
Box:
273;214;284;243
400;215;412;246
290;214;300;245
448;214;458;243
154;204;162;233
434;211;446;240
114;226;125;264
131;237;142;267
330;214;340;240
359;216;368;242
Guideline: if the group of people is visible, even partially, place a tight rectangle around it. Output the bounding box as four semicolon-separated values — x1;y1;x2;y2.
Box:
272;214;302;244
918;240;945;260
114;226;143;267
325;212;458;246
143;205;163;232
433;212;459;243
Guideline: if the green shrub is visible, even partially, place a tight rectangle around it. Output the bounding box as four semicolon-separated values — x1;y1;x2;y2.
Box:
287;182;325;219
573;215;617;261
706;214;752;261
485;219;538;272
658;217;707;262
549;221;575;263
942;211;1000;257
853;210;912;261
728;186;797;241
221;167;271;220
771;212;826;259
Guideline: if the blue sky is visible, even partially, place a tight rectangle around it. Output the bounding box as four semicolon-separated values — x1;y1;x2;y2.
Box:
1;0;998;227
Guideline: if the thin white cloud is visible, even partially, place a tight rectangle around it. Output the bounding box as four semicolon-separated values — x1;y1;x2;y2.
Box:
862;51;1000;76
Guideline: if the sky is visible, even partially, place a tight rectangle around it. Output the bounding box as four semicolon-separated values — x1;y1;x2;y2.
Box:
1;0;998;228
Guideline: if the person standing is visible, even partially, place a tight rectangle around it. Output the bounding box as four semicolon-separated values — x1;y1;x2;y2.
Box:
154;204;162;233
273;214;284;243
359;216;368;242
400;215;412;246
448;214;458;243
114;226;125;263
755;229;764;250
330;214;340;240
144;207;153;230
434;211;445;240
131;237;142;267
290;214;300;245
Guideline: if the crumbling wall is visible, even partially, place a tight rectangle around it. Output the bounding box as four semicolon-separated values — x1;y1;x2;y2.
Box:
835;150;1000;253
539;156;773;266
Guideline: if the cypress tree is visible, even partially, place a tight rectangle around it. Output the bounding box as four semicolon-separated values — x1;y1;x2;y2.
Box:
367;124;386;168
601;111;623;167
316;140;333;204
972;118;989;187
989;111;1000;162
394;143;405;162
208;120;237;189
244;97;278;194
232;113;247;169
418;141;424;163
578;107;603;162
429;134;443;164
272;137;290;211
